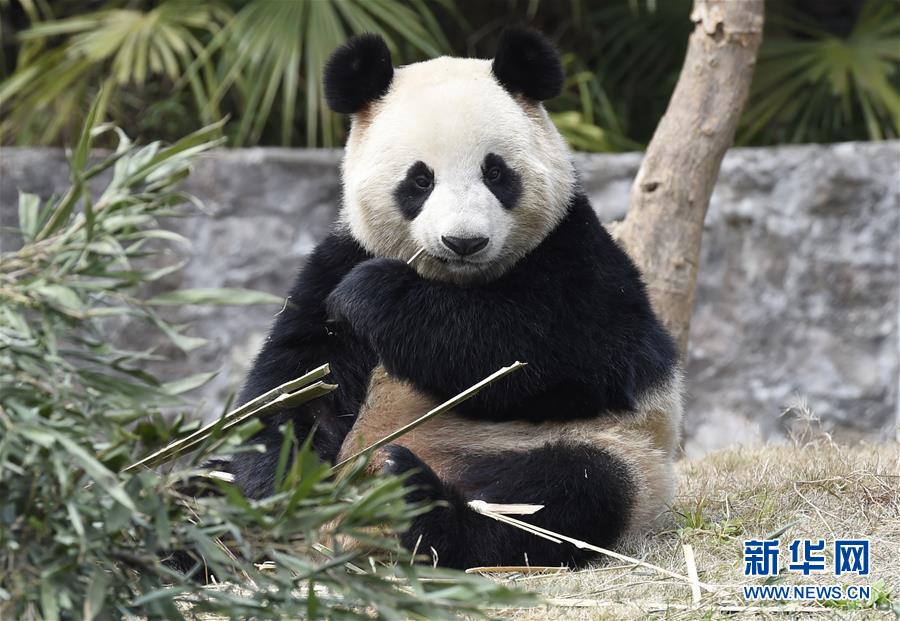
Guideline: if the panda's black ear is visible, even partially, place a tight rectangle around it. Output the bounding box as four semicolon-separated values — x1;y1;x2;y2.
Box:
323;34;393;114
491;28;564;101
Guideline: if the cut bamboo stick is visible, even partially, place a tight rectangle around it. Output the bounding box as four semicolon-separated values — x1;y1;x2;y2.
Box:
465;566;568;575
468;500;717;593
682;543;702;605
471;502;543;515
406;247;426;266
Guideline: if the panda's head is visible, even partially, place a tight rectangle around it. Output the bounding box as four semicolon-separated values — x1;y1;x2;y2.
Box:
324;29;575;284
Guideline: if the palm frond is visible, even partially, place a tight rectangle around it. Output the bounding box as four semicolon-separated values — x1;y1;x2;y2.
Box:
0;2;227;145
739;0;900;144
206;0;450;147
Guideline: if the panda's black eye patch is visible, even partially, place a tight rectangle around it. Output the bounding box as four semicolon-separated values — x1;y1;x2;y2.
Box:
393;161;434;220
482;153;522;210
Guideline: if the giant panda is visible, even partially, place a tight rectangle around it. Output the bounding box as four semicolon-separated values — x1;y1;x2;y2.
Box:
229;28;683;569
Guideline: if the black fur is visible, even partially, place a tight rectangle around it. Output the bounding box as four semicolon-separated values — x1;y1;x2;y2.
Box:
228;232;375;499
323;34;393;114
393;161;435;220
384;442;634;568
491;28;564;101
482;153;522;210
326;193;678;423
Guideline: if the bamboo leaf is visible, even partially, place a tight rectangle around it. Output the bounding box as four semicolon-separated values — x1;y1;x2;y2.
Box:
147;287;282;306
17;191;41;240
162;371;217;396
52;433;137;511
34;284;85;314
83;567;110;621
72;84;105;174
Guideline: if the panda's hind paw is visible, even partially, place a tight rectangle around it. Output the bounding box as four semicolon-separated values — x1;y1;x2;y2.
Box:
380;444;446;505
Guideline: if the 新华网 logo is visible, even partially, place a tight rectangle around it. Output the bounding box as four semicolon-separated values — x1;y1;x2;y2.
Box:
741;538;872;602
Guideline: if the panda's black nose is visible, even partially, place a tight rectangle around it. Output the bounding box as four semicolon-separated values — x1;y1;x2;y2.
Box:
441;235;489;256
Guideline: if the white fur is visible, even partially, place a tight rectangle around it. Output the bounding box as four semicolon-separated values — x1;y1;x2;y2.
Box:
339;57;575;283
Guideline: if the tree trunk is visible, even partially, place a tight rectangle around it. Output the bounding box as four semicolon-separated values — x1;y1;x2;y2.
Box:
609;0;764;355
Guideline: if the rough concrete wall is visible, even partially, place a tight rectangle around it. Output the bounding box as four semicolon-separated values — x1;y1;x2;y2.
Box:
2;143;897;455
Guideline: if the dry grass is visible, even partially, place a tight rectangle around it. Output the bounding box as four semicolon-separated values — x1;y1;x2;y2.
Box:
489;440;900;620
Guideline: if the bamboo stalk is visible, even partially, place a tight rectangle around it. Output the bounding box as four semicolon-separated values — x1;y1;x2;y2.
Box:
126;364;332;471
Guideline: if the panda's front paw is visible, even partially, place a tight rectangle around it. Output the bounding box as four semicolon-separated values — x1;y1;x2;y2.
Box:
325;258;414;327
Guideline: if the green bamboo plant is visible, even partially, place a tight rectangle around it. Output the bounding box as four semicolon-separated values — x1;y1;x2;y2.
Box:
0;100;529;620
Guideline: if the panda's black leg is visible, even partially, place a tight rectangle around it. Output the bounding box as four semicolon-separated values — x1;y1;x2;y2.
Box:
382;442;636;569
380;444;480;567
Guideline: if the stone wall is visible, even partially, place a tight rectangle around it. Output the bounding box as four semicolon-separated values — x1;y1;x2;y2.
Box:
2;142;898;455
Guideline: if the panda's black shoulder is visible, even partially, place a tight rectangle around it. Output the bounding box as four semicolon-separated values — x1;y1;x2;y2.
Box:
306;230;371;286
285;229;371;312
538;193;660;309
537;193;640;281
524;192;679;393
